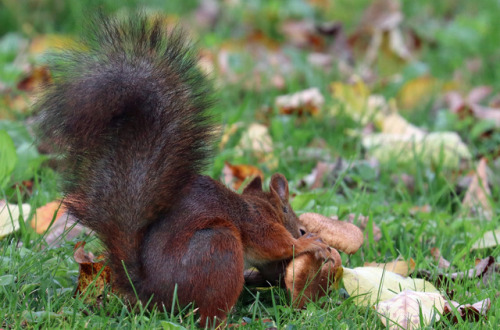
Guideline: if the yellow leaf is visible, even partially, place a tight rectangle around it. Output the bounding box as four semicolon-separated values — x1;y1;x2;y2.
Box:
397;76;439;110
236;123;277;169
29;35;78;55
362;131;471;168
471;228;500;250
364;258;416;277
331;79;372;123
375;290;444;329
378;112;424;136
0;200;30;237
342;267;439;306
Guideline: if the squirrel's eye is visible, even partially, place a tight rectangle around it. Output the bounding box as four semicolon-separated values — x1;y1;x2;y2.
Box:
282;206;288;213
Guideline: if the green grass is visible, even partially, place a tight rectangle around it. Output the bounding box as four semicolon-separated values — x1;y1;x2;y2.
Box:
1;0;500;328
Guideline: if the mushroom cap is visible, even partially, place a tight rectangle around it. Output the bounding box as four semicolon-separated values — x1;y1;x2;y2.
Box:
284;248;342;308
298;212;364;254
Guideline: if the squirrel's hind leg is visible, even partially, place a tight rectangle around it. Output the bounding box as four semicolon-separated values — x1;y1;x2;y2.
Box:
188;221;245;327
143;218;245;327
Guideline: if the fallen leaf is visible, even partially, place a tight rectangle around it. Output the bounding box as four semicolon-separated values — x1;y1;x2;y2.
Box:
348;0;420;76
355;0;402;32
0;200;30;237
375;290;444;329
471;228;500;250
342;267;439;306
364;257;416;277
444;298;491;323
378;111;424;136
29;34;78;55
236;123;277;169
430;248;451;269
445;87;500;127
31;200;66;234
416;256;495;287
280;20;324;50
74;242;112;302
16;67;52;92
222;162;263;190
362;130;471;169
462;158;493;220
275;88;324;116
397;76;439;110
330;79;376;124
42;211;88;247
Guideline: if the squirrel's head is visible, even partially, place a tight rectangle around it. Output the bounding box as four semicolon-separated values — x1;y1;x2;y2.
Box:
242;173;301;238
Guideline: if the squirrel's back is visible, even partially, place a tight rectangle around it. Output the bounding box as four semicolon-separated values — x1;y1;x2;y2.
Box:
37;14;215;291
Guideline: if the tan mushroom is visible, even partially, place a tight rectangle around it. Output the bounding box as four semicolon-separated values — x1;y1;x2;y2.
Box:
285;248;342;308
298;212;364;254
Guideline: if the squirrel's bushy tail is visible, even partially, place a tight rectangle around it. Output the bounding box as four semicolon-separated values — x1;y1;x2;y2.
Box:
37;14;214;292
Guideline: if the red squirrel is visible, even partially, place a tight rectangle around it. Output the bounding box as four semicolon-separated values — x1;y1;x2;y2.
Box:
36;14;330;327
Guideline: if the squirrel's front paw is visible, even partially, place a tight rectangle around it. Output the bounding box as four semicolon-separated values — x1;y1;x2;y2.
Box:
298;233;332;261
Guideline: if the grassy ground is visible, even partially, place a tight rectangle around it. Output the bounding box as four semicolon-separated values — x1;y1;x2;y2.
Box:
1;0;499;328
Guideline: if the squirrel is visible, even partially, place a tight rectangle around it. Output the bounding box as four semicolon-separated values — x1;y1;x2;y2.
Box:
36;14;330;327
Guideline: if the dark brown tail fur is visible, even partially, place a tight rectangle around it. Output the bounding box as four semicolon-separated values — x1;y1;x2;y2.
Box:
36;14;215;294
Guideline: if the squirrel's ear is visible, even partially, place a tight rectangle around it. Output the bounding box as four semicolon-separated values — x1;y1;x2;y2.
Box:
243;176;263;193
270;173;289;202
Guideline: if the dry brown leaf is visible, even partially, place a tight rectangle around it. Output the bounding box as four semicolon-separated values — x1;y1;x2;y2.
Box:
222;162;263;190
445;87;500;127
299;213;364;254
444;298;491;323
17;67;52;92
280;20;324;50
302;161;336;190
43;211;88;247
31;200;66;234
462;158;493;220
275;88;324;116
430;247;451;269
417;256;495;287
348;0;419;75
375;290;444;329
74;242;112;301
356;0;402;32
364;257;416;277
